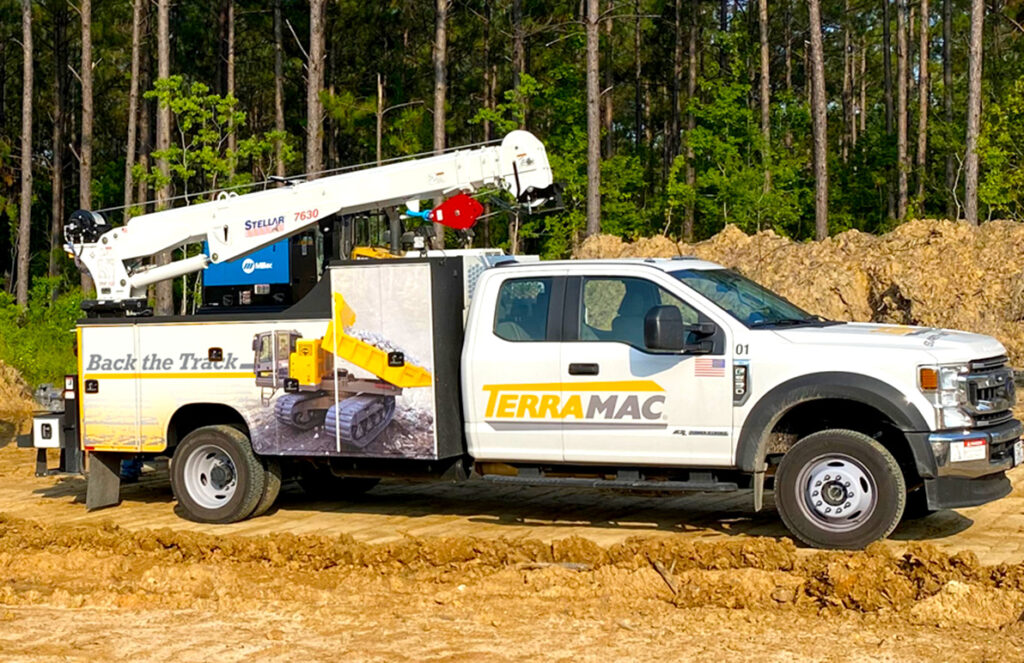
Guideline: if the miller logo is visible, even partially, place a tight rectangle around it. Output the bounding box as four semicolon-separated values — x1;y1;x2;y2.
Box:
482;381;666;422
241;258;272;274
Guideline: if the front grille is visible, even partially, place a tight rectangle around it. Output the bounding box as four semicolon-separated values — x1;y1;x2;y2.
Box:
974;410;1015;426
970;355;1008;372
964;355;1016;424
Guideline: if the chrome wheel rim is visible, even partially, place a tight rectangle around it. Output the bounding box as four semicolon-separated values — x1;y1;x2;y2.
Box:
794;453;877;533
182;444;237;510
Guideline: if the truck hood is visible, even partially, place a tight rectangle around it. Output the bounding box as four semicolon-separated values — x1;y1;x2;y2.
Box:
771;322;1006;362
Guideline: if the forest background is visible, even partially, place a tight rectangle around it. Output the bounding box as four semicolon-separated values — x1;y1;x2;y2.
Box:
0;0;1018;383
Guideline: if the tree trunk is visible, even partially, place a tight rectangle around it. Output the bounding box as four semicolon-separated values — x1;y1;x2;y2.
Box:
759;0;770;191
943;0;954;217
226;0;235;157
306;0;325;178
634;0;642;153
841;5;851;163
671;0;683;162
684;0;698;242
512;0;525;91
16;0;32;307
49;6;67;280
585;0;601;238
80;0;94;295
860;39;867;134
136;21;152;215
896;0;909;220
431;0;448;249
376;73;384;166
274;0;285;179
719;0;729;77
883;0;894;134
154;0;173;315
124;0;144;214
603;3;613;157
916;0;929;206
808;0;829;240
784;0;793;150
964;0;983;225
851;34;858;149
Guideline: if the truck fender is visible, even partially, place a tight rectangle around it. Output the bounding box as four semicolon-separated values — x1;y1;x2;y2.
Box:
735;372;935;479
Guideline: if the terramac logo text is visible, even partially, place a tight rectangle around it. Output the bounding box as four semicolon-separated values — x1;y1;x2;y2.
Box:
482;381;666;421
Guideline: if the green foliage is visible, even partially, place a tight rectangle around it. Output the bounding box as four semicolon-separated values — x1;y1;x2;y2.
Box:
0;278;81;387
979;76;1024;220
137;76;297;206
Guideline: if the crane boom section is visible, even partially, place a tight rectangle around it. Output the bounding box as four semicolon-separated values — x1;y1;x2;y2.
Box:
72;131;551;302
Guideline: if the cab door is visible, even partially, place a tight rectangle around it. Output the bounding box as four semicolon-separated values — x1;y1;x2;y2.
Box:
462;271;566;462
560;273;734;466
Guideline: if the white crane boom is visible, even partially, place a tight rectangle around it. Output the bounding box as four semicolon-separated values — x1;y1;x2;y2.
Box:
66;131;552;306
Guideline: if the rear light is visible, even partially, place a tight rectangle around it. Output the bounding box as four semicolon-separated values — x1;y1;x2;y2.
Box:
63;375;77;400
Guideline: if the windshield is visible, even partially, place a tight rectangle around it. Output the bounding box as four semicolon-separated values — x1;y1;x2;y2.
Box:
670;268;834;328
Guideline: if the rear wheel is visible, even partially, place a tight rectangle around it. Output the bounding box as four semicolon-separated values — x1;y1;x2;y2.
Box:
171;425;266;524
250;457;283;518
775;429;906;550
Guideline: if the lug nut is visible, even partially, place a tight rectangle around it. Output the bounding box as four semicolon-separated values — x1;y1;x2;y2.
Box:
816;501;822;507
845;502;851;508
825;507;832;513
812;490;819;496
844;481;851;487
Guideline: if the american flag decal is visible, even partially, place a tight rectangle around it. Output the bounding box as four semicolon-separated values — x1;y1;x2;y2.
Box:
694;357;726;377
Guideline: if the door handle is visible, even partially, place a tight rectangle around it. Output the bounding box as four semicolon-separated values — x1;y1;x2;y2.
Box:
568;363;599;376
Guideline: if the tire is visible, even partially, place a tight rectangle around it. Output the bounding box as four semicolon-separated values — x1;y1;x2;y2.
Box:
775;429;906;550
171;425;266;524
250;457;282;518
298;465;379;500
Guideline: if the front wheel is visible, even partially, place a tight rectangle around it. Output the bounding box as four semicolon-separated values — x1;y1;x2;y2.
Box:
171;425;266;524
775;429;906;550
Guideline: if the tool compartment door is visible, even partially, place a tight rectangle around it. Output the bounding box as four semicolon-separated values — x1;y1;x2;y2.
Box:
560;273;734;466
463;271;567;462
78;324;141;452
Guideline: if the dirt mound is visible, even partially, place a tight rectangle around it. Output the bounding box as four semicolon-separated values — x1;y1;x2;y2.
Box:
910;581;1024;629
0;360;33;439
4;513;1024;619
577;219;1024;365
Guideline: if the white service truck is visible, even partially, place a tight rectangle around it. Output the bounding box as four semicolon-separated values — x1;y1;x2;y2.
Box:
29;133;1022;549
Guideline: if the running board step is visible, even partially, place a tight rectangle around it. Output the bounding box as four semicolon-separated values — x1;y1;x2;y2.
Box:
481;473;738;492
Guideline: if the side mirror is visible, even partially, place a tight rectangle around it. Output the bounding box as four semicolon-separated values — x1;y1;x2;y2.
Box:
644;306;685;351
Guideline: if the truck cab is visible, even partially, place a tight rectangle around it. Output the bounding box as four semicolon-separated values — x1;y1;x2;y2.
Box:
462;258;1022;548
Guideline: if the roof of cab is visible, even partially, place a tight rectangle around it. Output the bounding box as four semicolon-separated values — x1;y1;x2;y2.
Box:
498;257;725;272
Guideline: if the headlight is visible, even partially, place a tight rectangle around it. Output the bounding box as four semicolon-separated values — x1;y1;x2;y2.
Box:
919;363;971;429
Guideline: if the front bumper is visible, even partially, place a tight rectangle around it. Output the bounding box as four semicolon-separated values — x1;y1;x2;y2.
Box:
924;474;1012;510
927;418;1023;478
905;417;1022;511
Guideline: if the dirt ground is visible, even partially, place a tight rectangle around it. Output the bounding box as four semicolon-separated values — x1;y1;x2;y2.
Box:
5;442;1024;660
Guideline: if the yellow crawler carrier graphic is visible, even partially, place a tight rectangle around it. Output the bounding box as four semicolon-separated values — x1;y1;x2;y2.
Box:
253;293;432;448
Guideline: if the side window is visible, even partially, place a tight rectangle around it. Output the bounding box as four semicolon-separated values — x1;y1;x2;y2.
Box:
579;277;700;349
494;277;553;342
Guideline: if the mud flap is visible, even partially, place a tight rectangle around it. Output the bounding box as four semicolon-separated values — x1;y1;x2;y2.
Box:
86;452;124;511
